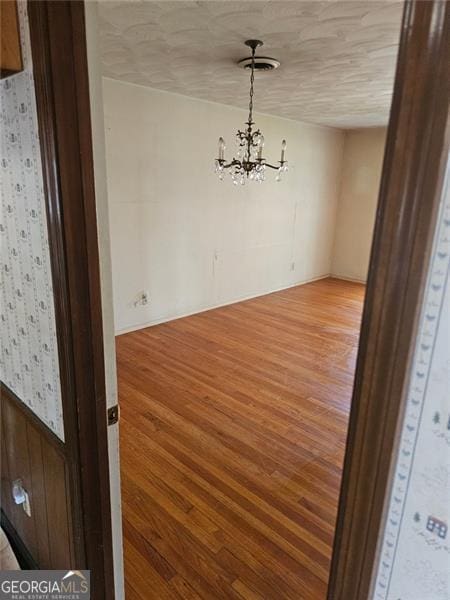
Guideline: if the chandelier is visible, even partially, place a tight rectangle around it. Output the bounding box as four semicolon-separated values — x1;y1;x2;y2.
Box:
215;39;288;185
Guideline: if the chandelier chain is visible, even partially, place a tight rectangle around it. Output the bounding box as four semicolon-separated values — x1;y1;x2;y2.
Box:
248;46;256;125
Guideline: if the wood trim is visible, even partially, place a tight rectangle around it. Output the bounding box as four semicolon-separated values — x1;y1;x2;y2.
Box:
0;383;65;456
328;2;450;598
27;1;114;596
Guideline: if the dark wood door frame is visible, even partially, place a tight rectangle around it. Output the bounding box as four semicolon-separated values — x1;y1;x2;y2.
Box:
328;1;450;598
23;0;449;598
27;2;114;597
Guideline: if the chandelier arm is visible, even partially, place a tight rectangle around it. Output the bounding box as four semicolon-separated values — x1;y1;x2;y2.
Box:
264;163;284;170
217;159;241;169
217;161;287;171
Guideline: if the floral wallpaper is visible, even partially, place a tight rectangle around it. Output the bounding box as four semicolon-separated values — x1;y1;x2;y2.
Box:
373;163;450;599
0;2;64;440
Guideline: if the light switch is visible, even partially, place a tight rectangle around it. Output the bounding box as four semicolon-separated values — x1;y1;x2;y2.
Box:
12;479;25;505
11;479;31;517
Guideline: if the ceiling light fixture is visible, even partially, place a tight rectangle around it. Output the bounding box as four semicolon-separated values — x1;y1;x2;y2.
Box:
215;40;288;185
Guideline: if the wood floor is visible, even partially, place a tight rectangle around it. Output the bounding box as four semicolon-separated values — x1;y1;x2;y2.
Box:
117;277;365;599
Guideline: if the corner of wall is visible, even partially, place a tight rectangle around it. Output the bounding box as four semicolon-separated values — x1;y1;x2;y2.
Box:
330;129;349;276
329;127;387;283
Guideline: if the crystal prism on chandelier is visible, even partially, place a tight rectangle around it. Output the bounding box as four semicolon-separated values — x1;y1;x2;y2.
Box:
215;40;288;185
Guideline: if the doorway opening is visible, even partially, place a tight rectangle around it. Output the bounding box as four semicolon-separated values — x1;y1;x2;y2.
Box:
94;2;403;597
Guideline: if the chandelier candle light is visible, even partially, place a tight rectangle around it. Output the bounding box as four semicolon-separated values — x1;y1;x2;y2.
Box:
215;40;288;185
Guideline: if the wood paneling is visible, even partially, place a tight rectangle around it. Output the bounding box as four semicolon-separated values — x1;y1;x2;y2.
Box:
27;426;51;567
0;385;73;568
118;277;364;599
0;1;23;78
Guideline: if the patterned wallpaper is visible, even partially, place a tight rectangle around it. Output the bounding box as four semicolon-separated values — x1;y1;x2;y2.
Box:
0;2;64;440
373;162;450;599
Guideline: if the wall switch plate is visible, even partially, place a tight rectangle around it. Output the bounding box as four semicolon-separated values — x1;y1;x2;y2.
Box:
11;478;31;517
12;479;26;505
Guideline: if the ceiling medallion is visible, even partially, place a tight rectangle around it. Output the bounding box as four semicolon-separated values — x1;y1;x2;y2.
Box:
215;40;288;185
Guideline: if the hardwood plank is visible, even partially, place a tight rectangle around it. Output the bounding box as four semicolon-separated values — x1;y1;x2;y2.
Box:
169;575;204;600
124;581;144;600
118;278;364;599
232;579;265;600
124;537;179;600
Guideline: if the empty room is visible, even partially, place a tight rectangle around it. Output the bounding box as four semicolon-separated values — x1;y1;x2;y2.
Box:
98;1;399;597
92;2;402;596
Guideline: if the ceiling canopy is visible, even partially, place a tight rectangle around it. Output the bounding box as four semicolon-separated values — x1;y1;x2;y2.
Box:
98;0;403;129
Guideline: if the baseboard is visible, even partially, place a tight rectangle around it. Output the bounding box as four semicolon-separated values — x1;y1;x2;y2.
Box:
1;509;38;569
330;273;367;284
116;274;331;336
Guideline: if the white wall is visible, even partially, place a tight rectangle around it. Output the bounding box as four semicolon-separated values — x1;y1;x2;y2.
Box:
372;161;450;600
331;128;386;282
103;77;345;333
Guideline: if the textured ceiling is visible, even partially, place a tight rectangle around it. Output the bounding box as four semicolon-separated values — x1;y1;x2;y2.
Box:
98;0;403;129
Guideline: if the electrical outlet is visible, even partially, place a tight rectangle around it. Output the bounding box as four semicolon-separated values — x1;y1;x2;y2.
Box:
134;291;150;307
290;261;295;271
